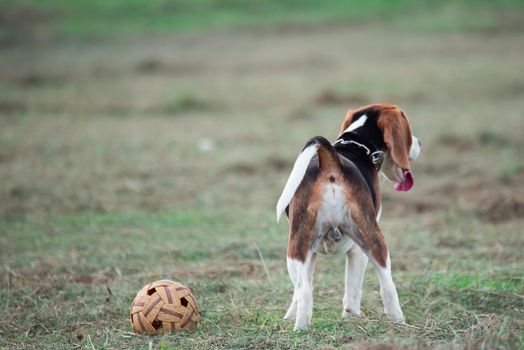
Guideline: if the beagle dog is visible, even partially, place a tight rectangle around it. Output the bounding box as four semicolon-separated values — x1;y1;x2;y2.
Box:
276;103;421;330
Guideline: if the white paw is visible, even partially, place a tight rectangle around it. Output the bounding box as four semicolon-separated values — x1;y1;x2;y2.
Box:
386;311;405;324
293;321;309;331
390;317;406;325
294;312;311;330
283;305;297;320
342;307;363;319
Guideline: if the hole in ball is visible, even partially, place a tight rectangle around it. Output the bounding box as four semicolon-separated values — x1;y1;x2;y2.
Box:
147;287;156;296
180;297;188;307
151;320;162;330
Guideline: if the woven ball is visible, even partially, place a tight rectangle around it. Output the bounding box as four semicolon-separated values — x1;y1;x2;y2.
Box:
130;280;200;334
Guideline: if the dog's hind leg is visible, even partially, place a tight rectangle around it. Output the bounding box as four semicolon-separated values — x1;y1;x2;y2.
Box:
348;208;404;323
285;252;317;330
369;252;404;323
283;257;299;320
342;245;368;318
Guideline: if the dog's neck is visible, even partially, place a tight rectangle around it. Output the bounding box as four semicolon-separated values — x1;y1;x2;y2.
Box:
333;132;383;209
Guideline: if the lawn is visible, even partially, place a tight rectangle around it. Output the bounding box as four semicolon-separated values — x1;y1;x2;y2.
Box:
1;1;523;349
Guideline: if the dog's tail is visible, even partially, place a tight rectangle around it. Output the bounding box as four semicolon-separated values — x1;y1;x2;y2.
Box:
276;136;341;222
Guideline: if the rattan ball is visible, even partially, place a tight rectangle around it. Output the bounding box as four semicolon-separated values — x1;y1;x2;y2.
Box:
130;280;200;334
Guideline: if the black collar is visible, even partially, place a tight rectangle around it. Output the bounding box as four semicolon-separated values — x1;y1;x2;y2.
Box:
332;132;384;170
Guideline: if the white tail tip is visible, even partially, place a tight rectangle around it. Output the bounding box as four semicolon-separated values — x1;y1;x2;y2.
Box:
276;144;318;222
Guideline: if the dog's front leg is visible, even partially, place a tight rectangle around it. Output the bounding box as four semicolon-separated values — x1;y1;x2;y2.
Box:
342;245;368;318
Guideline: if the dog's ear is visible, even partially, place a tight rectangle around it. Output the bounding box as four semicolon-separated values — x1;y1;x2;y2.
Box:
339;109;355;136
377;110;412;170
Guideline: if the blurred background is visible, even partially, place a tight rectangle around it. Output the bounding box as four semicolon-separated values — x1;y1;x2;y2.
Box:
1;1;523;349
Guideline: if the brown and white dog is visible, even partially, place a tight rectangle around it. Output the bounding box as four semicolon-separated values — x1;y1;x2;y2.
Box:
276;103;421;330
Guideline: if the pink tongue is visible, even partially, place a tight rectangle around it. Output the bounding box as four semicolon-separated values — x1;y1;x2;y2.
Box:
394;170;414;192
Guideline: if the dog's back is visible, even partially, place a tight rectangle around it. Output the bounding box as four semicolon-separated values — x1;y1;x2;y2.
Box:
279;136;382;262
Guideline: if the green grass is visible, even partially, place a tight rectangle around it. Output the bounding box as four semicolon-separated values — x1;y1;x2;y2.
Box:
159;92;211;114
1;210;522;349
2;0;524;41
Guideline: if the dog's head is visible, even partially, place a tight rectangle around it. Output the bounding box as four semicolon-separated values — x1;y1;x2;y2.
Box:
339;103;421;192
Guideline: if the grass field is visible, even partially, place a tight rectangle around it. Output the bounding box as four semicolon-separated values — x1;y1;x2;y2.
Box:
1;1;524;349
